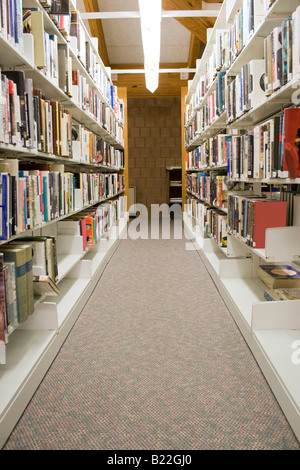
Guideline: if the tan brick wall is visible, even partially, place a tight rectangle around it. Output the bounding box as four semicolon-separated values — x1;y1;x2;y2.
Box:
128;97;181;209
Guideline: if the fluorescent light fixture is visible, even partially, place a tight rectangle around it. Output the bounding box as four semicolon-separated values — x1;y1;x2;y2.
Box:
144;65;159;94
138;0;161;30
138;0;162;93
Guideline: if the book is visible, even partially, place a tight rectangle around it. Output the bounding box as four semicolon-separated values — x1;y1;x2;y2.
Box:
4;261;18;333
283;107;300;179
0;254;7;343
33;275;60;297
258;264;300;289
22;9;46;69
8;242;34;317
264;288;282;301
276;287;300;300
49;0;70;15
248;59;265;110
1;245;28;323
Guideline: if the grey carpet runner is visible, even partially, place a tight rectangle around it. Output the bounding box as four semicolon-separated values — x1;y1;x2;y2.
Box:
3;220;300;450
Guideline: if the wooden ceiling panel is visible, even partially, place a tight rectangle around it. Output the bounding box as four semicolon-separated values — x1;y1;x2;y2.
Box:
111;63;189;97
162;0;220;44
83;0;110;66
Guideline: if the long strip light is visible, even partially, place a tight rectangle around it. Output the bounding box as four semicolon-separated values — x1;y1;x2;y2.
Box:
138;0;162;93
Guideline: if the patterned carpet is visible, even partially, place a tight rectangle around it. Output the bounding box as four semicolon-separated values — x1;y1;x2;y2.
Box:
3;218;300;450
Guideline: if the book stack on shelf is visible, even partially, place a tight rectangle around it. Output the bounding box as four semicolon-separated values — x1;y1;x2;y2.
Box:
0;0;128;449
183;0;300;443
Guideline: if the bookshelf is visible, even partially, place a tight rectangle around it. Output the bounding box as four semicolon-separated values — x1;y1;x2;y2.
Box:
183;0;300;442
0;0;128;448
167;167;182;206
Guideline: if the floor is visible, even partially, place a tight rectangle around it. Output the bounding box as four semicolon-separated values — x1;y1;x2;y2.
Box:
3;217;300;450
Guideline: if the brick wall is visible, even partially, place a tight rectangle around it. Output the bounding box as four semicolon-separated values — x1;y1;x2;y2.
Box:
128;97;181;209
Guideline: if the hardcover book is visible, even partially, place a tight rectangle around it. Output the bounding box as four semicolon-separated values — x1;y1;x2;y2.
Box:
33;275;60;297
258;264;300;289
283;108;300;179
1;245;28;323
276;287;300;300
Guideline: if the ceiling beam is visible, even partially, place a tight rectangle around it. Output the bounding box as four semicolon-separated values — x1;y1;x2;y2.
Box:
80;10;219;19
111;68;196;74
83;0;110;67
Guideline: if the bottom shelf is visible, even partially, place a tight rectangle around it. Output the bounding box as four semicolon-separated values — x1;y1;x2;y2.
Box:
0;329;57;447
184;211;300;442
253;330;300;439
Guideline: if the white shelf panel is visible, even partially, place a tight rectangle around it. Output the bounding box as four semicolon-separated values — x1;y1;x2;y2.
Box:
205;249;228;274
84;249;106;276
0;329;56;418
253;330;300;413
221;277;266;328
0;33;33;68
57;254;83;282
43;277;90;329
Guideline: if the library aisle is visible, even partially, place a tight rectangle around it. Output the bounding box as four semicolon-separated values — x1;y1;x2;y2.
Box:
2;220;300;450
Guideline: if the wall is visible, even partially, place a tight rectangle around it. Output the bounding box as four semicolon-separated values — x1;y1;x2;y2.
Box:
128;97;182;209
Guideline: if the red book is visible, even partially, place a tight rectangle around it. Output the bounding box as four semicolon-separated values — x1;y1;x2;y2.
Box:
250;200;287;249
85;215;94;248
80;218;87;252
283;108;300;178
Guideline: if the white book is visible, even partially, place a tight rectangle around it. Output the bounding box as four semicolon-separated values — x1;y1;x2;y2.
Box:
253;0;265;32
57;220;81;235
78;24;86;66
292;7;300;79
248;59;265;109
272;27;283;90
243;0;249;45
253;125;261;179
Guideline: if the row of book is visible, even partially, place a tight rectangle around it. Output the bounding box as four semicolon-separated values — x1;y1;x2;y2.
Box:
0;69;125;163
186;134;231;170
0;235;58;342
57;196;127;253
24;5;119;110
185;173;228;211
2;5;124;136
264;9;300;95
0;194;127;344
71;123;124;167
225;59;265;124
185;72;226;138
186;4;300;128
0;159;125;240
186;197;228;248
24;7;124;123
228;107;300;180
186;106;300;180
0;0;23;51
227;194;287;249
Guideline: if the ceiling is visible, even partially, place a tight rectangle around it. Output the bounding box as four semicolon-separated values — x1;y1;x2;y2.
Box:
77;0;223;97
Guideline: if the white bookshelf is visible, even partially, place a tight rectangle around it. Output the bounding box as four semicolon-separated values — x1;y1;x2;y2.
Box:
0;0;128;449
184;210;300;438
183;0;300;443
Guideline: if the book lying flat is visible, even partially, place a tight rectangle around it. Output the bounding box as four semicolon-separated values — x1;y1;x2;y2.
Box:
276;288;300;301
33;275;60;297
258;264;300;289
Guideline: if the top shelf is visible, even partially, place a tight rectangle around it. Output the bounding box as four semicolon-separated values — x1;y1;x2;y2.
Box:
186;0;300;104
